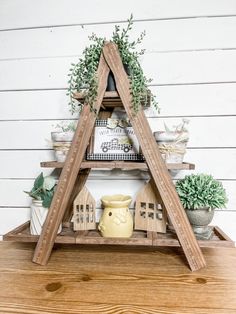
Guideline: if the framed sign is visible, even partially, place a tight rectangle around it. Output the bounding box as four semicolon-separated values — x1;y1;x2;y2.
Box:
86;120;144;161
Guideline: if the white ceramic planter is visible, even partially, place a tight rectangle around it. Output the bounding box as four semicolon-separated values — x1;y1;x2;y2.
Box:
154;131;188;163
51;131;74;142
54;148;70;162
53;142;71;162
30;200;62;235
98;195;133;238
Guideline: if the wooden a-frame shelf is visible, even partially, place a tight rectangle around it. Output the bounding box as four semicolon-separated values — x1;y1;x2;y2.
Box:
6;42;232;271
40;161;195;170
4;221;235;248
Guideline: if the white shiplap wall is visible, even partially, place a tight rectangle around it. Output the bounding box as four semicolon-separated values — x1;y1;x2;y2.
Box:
0;0;236;241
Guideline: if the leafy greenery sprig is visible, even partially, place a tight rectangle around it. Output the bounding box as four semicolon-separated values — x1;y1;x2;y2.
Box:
67;14;159;114
67;33;105;114
175;174;228;210
54;121;77;132
24;173;57;208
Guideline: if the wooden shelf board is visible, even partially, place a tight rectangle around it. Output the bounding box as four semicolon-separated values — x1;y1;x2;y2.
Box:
4;222;234;248
74;91;119;100
40;161;195;170
74;91;122;107
73;91;150;108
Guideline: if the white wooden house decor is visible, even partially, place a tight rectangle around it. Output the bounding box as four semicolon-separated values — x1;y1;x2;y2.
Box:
135;181;167;233
72;186;96;231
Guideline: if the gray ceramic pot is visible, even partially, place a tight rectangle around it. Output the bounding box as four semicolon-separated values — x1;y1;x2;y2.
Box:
185;207;215;234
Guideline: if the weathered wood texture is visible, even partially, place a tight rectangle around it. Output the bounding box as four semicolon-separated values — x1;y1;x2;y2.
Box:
72;186;96;231
40;160;195;170
31;43;205;270
0;242;236;314
135;181;167;232
63;169;90;223
103;42;206;271
4;221;234;248
32;54;110;265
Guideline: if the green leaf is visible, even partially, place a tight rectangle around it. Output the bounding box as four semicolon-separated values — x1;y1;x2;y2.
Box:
42;192;53;208
43;176;56;191
33;173;44;190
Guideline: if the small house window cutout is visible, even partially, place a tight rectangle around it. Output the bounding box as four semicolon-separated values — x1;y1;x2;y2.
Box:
72;186;96;231
135;181;167;233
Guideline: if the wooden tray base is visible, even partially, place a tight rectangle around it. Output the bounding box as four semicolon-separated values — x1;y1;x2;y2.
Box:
4;222;235;248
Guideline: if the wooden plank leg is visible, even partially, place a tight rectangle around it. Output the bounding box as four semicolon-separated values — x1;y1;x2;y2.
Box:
103;42;206;271
32;54;110;265
62;169;90;226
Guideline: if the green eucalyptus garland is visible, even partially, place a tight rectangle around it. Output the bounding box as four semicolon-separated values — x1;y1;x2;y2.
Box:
67;15;159;114
175;174;228;210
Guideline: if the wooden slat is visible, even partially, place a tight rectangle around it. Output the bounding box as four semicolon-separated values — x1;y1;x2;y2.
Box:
4;222;234;248
32;54;110;265
1;1;236;31
3;221;30;239
2;17;236;61
1;83;236;120
102;42;206;271
213;226;235;243
2;51;236;91
2;117;236;150
74;90;150;108
62;169;90;223
74;91;119;100
75;231;152;246
40;160;195;170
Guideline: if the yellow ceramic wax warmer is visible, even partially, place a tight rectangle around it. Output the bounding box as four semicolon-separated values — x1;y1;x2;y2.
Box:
98;194;133;238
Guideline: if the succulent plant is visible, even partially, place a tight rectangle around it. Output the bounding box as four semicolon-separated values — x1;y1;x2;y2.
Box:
175;174;228;210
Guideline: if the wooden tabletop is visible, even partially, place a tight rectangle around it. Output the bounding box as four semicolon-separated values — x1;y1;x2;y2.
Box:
0;242;235;314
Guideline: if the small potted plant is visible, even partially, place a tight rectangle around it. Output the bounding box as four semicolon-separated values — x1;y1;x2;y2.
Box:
175;173;228;239
51;121;77;162
24;173;62;235
154;119;189;163
51;121;77;142
67;14;159;114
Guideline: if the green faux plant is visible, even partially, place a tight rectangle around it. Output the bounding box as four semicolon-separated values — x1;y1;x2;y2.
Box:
175;174;228;210
67;14;159;114
54;121;77;132
24;173;57;208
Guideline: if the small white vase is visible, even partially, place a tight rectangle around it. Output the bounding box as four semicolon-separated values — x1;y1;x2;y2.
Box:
30;200;62;235
154;131;188;163
53;142;71;162
51;131;74;142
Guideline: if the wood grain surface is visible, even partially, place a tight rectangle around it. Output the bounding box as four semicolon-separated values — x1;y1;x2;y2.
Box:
102;42;206;271
0;242;235;314
32;54;110;265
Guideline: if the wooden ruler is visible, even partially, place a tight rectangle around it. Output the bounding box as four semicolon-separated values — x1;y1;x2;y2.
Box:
33;54;110;265
103;42;206;271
